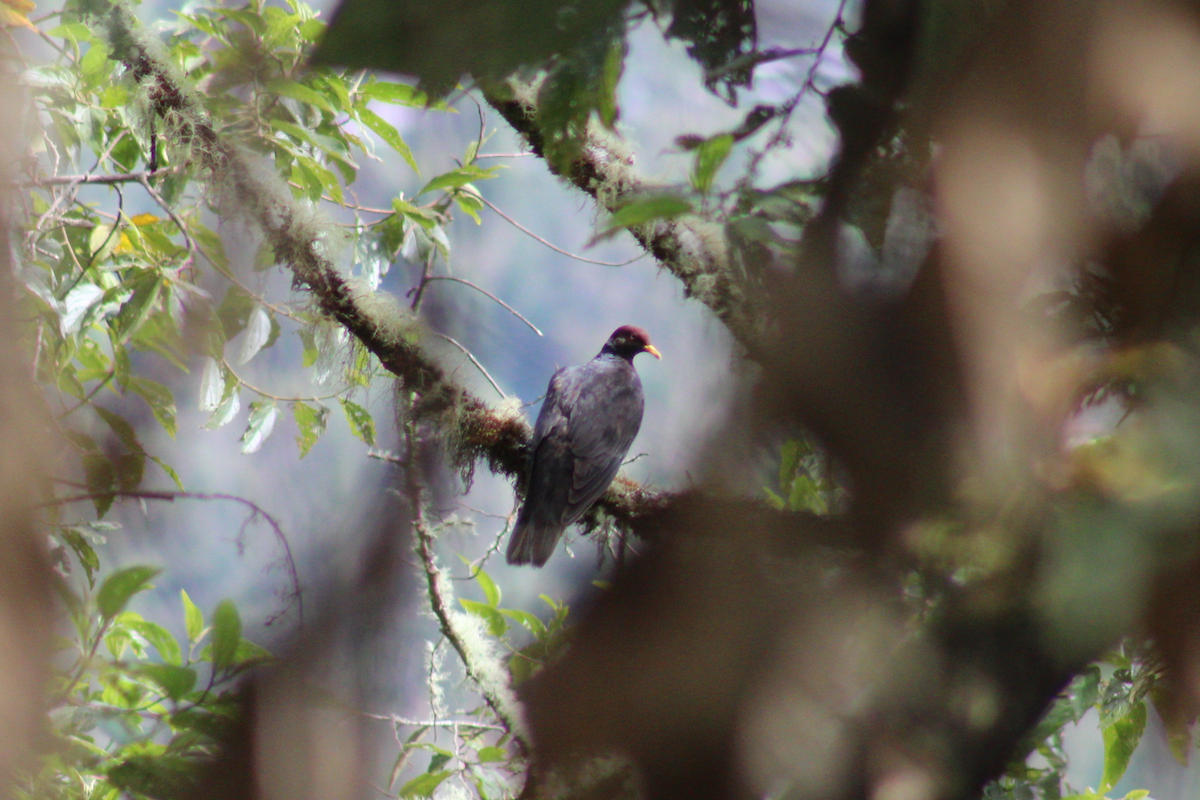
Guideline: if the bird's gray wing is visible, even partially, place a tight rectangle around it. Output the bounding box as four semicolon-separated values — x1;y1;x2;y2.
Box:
519;368;584;531
562;366;644;522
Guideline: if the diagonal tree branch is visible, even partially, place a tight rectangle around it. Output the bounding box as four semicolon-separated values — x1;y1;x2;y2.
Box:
483;85;764;356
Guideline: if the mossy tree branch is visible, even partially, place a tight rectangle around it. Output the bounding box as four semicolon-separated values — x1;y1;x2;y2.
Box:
483;87;764;356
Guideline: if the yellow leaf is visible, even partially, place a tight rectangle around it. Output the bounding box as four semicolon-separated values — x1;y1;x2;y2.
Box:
0;0;35;28
113;232;134;254
130;213;160;227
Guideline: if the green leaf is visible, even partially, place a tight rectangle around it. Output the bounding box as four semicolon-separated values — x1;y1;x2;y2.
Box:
113;452;146;492
293;401;328;458
340;398;375;445
47;22;94;41
778;439;802;496
192;224;232;279
398;770;450;799
82;453;115;517
97;566;161;619
1100;701;1147;793
210;600;241;671
60;527;100;587
360;80;431;107
181;589;204;643
475;568;501;607
266;79;335;114
608;195;693;229
356;106;419;174
417;165;500;197
454;190;484;224
233;637;272;666
499;608;547;639
204;388;241;430
240;400;279;454
236;305;272;365
127;618;183;666
151;456;185;491
141;664;197;701
217;285;257;341
88;222;120;264
198;357;226;412
460;599;507;637
691;134;734;194
130;377;177;438
476;746;507;763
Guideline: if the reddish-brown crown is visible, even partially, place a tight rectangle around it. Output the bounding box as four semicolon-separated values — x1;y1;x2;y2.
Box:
601;325;661;361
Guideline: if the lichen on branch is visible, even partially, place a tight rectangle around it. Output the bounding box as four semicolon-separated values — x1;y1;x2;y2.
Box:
483;84;764;355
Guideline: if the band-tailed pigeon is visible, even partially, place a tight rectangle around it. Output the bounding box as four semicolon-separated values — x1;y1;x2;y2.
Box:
506;326;661;567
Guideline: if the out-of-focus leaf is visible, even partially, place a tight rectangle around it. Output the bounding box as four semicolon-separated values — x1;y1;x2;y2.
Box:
210;600;241;670
97;566;161;619
181;589;204;643
340;398;375;445
240;400;278;454
141;664;197;700
82;453;115;517
499;608;547;639
198;357;225;412
293;401;328;458
60;527;100;587
313;0;629;96
417;165;499;197
691;133;733;194
595;194;693;242
460;599;507;636
265;79;335;113
1100;701;1147;793
663;0;757;103
398;770;450;799
130;377;177;437
356;106;419;174
126;618;183;665
235;305;271;365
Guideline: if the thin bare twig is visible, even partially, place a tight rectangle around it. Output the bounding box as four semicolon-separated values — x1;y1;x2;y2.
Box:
22;169;166;187
44;485;303;625
478;195;645;267
409;250;437;311
361;712;506;732
432;332;506;399
740;0;848;187
423;275;543;337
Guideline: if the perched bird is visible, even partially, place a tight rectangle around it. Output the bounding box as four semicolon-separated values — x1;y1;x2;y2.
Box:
507;326;662;567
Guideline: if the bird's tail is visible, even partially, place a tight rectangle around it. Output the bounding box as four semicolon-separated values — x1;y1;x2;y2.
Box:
505;516;562;567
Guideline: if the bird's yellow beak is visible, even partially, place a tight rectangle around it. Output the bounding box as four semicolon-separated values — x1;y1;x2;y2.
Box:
644;344;662;360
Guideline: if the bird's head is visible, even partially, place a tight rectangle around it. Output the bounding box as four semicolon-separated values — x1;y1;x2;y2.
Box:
601;325;662;361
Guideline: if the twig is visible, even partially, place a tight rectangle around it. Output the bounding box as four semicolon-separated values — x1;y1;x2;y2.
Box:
432;332;506;399
740;0;848;187
22;169;166;187
136;173;195;267
223;360;343;404
361;712;506;732
403;425;529;752
410;250;436;311
44;485;303;626
478;194;644;267
423;276;542;336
